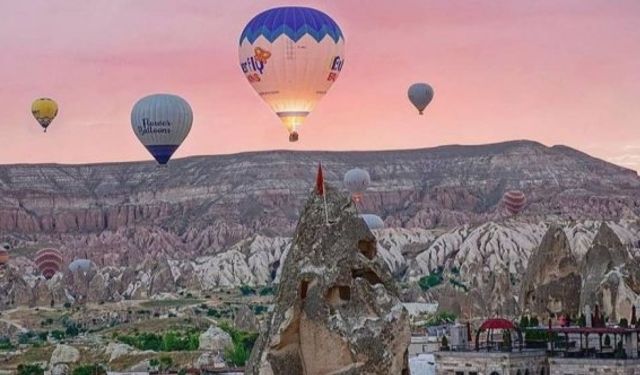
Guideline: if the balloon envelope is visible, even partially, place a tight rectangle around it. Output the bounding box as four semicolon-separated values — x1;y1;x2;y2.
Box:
344;168;371;196
131;94;193;165
239;6;345;141
503;190;526;215
35;248;63;279
68;259;93;273
359;214;385;230
408;83;434;115
31;98;58;131
0;249;8;266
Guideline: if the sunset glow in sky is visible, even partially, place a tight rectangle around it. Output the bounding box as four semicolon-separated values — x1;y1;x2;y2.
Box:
1;1;639;170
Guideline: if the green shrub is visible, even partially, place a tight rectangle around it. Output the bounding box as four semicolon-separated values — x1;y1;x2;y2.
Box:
63;302;72;309
72;364;106;375
207;308;221;318
219;321;258;366
418;271;443;291
253;305;268;315
225;340;250;367
17;364;44;375
239;285;256;296
259;286;274;296
0;337;15;351
519;316;530;328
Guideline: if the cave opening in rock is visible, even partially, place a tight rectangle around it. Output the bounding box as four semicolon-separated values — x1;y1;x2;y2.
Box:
352;268;383;285
357;239;377;260
326;285;351;306
300;280;309;300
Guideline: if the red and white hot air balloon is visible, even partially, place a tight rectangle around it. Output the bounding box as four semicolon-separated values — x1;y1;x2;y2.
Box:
503;190;526;215
34;248;63;279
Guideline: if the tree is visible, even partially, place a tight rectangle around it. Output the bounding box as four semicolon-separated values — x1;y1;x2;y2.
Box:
519;316;530;328
149;358;159;367
577;314;586;328
440;335;449;350
529;316;539;327
619;318;629;328
502;330;512;351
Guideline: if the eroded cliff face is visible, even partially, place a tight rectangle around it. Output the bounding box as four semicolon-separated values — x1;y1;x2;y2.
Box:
246;184;410;375
520;225;581;317
580;223;640;322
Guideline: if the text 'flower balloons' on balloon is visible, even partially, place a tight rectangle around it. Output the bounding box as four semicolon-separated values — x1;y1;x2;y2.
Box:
131;94;193;165
239;6;345;142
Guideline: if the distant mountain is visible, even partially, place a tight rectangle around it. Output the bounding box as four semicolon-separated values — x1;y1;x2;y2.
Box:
1;140;640;316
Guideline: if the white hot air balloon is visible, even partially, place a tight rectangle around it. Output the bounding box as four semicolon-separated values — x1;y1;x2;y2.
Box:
408;83;434;115
239;7;345;142
131;94;193;165
359;214;385;230
344;168;370;202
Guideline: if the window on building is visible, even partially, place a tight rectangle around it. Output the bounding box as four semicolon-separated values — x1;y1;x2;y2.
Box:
539;369;545;375
469;372;478;375
490;372;500;375
455;371;464;375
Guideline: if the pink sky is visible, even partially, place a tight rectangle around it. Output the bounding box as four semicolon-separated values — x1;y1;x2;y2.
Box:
1;0;639;170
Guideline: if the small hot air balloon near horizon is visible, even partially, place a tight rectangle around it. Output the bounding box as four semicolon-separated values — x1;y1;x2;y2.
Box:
344;168;370;203
68;259;94;274
503;190;526;215
359;214;385;230
35;248;63;280
239;6;345;142
31;98;58;132
408;83;434;115
131;94;193;165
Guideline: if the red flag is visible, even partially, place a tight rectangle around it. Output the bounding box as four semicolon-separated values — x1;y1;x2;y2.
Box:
316;163;324;196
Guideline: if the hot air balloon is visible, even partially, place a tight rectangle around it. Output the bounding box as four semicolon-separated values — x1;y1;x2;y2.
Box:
68;259;93;274
131;94;193;165
408;83;434;115
503;190;526;215
35;248;63;280
239;7;345;142
344;168;370;202
31;98;58;132
0;249;8;267
359;214;385;230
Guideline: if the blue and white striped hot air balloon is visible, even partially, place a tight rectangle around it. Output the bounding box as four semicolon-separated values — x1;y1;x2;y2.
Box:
239;7;345;142
131;94;193;165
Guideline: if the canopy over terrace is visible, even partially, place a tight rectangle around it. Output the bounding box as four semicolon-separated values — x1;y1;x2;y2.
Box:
544;326;640;358
475;318;523;351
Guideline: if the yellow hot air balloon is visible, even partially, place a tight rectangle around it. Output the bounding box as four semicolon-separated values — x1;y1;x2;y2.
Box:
31;98;58;132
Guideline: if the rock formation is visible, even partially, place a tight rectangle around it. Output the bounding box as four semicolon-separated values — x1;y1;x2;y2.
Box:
580;223;640;322
520;225;581;318
198;325;233;353
246;183;410;375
